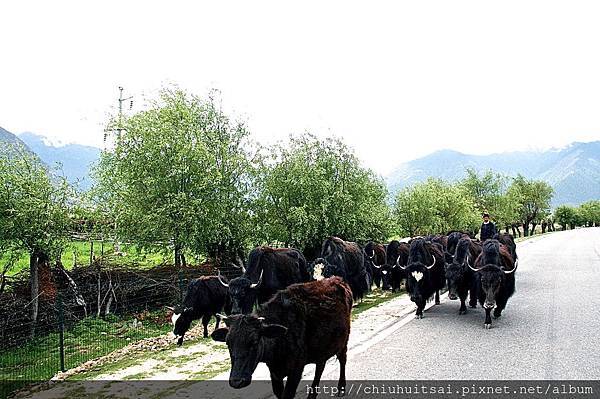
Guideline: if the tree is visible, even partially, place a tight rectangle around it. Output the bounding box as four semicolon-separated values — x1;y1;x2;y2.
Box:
460;169;521;234
393;182;438;237
554;205;576;230
460;168;505;214
0;144;73;333
94;88;258;266
578;200;600;227
258;133;391;257
508;175;553;236
393;178;479;237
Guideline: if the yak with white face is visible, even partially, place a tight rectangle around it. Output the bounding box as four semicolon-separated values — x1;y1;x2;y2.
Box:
397;238;445;319
320;237;369;301
308;258;329;281
168;275;231;346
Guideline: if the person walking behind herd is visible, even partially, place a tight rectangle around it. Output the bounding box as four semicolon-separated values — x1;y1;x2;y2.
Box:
480;212;497;241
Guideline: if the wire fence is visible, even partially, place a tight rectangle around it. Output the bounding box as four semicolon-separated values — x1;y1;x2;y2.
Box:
0;255;244;398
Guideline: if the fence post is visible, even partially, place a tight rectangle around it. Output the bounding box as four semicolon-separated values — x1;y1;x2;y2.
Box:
90;241;94;266
57;294;66;372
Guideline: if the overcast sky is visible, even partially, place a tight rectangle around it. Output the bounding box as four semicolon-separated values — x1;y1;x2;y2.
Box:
2;1;600;174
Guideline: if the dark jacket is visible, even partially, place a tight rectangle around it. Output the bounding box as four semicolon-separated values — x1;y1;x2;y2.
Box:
480;221;497;241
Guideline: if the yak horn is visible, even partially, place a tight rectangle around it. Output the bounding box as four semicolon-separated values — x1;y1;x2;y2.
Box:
503;259;518;274
165;306;175;311
396;255;407;270
466;258;480;273
250;269;264;289
217;270;229;287
426;255;437;269
216;313;228;320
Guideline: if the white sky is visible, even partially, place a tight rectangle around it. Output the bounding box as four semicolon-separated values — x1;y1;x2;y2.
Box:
2;1;600;175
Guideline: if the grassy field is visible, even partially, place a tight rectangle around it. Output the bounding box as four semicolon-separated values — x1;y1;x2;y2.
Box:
0;311;172;397
1;241;176;277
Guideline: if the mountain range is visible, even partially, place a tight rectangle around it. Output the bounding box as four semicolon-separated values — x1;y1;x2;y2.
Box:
0;126;101;190
0;126;36;158
386;141;600;206
1;125;598;206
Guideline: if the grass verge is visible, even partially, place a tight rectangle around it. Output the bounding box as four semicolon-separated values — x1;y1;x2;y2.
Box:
352;288;405;319
0;312;171;396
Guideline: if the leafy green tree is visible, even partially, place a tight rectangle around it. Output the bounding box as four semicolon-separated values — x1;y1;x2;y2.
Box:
393;181;438;237
94;88;257;266
258;133;391;257
508;175;553;236
554;205;577;230
460;168;505;214
578;200;600;227
393;178;478;237
460;168;522;234
0;144;73;332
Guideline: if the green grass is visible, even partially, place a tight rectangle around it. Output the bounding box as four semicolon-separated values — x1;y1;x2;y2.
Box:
352;288;404;318
0;311;171;396
2;241;176;277
2;285;405;398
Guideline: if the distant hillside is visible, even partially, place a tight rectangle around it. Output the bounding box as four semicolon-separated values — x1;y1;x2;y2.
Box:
386;141;600;207
0;126;36;157
18;132;101;190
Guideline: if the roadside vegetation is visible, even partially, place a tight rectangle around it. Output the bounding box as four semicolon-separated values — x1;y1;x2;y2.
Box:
2;86;599;396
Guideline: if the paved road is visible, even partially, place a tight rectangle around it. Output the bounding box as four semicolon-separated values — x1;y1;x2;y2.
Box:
322;227;600;380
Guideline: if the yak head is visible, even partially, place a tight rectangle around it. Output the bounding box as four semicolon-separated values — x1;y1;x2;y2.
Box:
212;314;287;389
169;305;194;346
218;270;263;314
379;264;392;291
445;257;470;300
307;258;328;281
321;259;347;281
399;255;436;304
468;262;517;309
445;237;476;300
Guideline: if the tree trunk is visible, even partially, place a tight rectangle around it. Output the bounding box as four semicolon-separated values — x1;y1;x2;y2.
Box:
30;252;40;337
511;225;517;237
174;243;182;267
541;221;547;234
523;222;529;237
0;273;7;296
531;222;537;235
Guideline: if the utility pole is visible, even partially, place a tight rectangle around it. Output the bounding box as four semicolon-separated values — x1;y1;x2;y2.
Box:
104;86;133;147
117;86;133;138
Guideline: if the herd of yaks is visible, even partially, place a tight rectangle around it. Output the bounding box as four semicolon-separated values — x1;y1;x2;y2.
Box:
165;232;518;397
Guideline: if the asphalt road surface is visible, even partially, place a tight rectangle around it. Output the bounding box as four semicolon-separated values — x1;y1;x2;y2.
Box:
323;227;600;380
